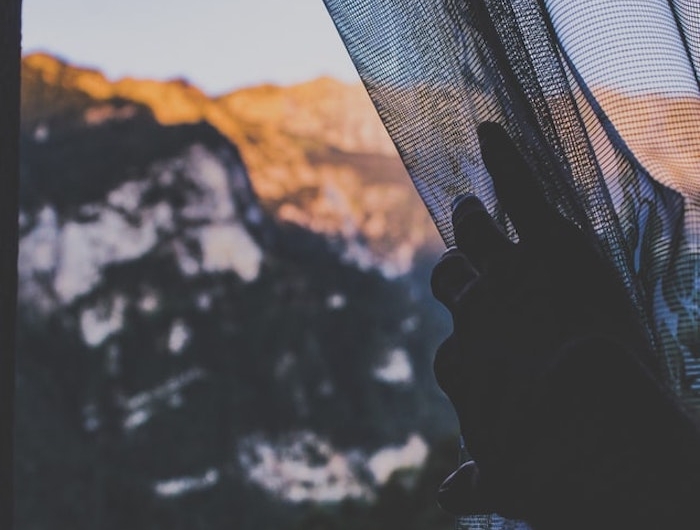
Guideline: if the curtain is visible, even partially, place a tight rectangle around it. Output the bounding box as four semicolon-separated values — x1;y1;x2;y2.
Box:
323;1;700;527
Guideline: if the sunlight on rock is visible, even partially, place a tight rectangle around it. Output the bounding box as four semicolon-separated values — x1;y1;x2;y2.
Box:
122;369;206;432
367;434;428;485
238;431;371;503
326;292;347;310
373;347;414;384
124;368;206;412
168;319;191;354
151;202;175;231
196;292;212;311
107;180;147;213
382;242;415;277
173;240;201;276
181;145;236;222
17;207;62;312
54;209;158;303
198;223;262;281
341;239;376;272
154;469;220;497
124;409;151;431
80;296;127;347
18;206;59;274
138;291;160;313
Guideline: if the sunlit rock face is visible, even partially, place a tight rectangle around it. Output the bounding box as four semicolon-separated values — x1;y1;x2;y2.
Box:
22;53;443;278
80;295;127;347
373;347;415;385
18;138;265;309
367;434;429;485
237;431;429;502
238;431;372;503
54;210;159;303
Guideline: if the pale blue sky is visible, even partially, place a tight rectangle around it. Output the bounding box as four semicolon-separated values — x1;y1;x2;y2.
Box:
22;0;360;95
23;0;697;97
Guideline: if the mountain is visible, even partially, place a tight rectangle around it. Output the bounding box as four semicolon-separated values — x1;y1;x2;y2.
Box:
22;53;443;276
16;54;455;530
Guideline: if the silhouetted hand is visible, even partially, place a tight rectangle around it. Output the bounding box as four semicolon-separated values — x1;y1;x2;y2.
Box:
431;122;700;529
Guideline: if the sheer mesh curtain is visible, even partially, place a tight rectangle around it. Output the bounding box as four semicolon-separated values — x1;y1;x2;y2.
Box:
323;0;699;528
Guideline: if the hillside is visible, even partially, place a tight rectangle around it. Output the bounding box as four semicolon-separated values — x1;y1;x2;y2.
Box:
16;54;455;530
21;53;442;276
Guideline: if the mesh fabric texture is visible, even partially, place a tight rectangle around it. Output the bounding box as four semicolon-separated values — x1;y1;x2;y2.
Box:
323;1;700;528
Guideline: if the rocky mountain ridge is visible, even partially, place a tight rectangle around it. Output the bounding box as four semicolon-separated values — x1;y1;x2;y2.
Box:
16;53;455;530
22;53;442;276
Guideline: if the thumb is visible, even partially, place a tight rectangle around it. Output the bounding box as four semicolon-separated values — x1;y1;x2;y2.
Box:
452;194;513;273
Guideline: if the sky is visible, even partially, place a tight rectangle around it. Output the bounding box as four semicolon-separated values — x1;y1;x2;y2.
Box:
22;0;698;97
22;0;360;95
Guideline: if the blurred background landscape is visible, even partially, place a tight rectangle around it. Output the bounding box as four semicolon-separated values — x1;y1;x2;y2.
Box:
16;2;458;528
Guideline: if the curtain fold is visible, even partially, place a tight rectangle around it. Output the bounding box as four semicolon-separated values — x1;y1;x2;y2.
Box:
323;1;700;527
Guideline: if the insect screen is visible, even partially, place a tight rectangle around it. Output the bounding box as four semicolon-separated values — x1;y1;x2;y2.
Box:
323;1;700;527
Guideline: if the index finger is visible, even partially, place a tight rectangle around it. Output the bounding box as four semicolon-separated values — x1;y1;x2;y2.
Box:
477;122;559;242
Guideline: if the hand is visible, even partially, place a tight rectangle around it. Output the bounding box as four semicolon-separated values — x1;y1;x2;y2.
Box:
431;123;700;529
